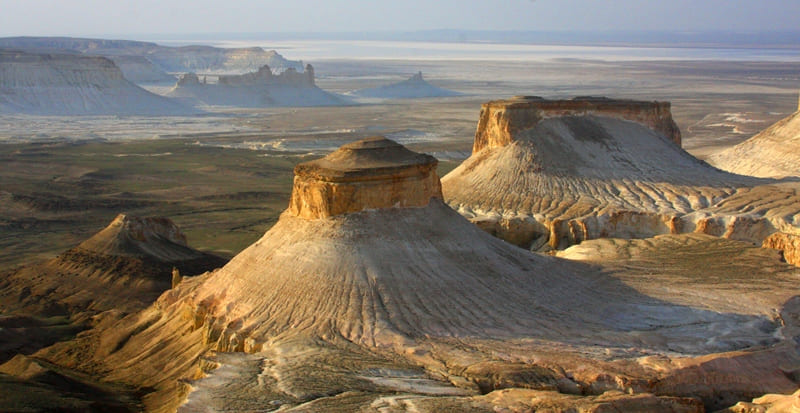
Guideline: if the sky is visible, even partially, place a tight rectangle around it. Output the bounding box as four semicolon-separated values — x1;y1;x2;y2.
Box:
0;0;799;37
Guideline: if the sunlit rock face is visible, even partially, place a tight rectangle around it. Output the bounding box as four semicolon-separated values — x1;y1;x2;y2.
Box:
0;49;193;115
289;136;442;219
709;107;800;179
442;96;800;250
763;232;800;265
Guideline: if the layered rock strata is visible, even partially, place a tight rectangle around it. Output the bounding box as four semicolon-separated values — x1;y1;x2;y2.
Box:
443;96;800;250
18;138;800;412
763;232;800;265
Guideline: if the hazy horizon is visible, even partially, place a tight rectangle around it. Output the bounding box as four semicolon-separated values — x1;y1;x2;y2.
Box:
1;0;799;42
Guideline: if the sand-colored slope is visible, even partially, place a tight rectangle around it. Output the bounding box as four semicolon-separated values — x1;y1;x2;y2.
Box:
19;138;799;412
709;109;800;178
442;96;800;249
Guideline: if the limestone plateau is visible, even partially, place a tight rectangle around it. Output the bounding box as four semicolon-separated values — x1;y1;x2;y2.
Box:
442;96;800;250
5;138;798;413
167;64;346;108
349;71;462;99
0;49;194;115
0;36;304;75
709;95;800;179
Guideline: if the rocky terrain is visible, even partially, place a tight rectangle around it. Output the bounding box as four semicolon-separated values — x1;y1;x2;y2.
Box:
708;95;800;178
0;214;226;362
3;138;796;412
349;71;461;99
0;49;194;115
442;96;800;250
167;64;346;107
0;36;303;75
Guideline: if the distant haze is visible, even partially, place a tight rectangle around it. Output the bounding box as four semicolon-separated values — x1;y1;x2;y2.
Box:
1;0;799;40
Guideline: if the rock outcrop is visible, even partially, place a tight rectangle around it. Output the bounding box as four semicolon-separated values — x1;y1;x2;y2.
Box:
167;64;346;107
21;138;800;412
0;36;304;74
288;136;441;218
350;71;461;99
0;49;194;115
442;96;800;250
763;232;800;265
708;106;800;178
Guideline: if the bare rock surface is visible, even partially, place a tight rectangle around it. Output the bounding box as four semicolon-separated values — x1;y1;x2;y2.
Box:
0;49;195;115
167;64;346;107
708;106;800;179
349;71;461;99
17;138;799;412
763;231;800;265
442;96;800;249
108;55;176;85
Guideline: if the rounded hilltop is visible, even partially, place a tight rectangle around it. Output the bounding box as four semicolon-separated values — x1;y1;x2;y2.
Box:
289;136;442;219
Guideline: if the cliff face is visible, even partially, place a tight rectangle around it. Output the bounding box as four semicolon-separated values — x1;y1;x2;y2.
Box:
0;50;193;115
289;137;441;219
473;96;681;153
763;232;800;265
442;96;800;250
108;55;175;84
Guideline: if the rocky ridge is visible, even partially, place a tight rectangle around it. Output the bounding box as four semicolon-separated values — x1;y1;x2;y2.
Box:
15;138;799;412
442;96;800;250
167;64;346;107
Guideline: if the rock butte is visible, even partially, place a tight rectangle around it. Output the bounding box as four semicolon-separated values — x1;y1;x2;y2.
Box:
442;96;800;250
168;63;345;107
14;138;799;412
350;71;461;99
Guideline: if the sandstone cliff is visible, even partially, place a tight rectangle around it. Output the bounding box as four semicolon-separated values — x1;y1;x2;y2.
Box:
763;232;800;265
442;96;800;250
21;138;800;412
0;49;194;115
167;64;346;107
708;107;800;178
349;71;462;99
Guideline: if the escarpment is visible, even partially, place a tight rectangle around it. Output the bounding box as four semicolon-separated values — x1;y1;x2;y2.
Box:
0;49;194;115
443;96;800;250
20;137;800;412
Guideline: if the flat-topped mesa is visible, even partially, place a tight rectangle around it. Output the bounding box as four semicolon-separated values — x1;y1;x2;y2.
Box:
473;96;681;153
288;136;442;219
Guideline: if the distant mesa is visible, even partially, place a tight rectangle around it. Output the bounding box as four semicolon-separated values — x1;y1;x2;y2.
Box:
0;49;195;115
708;94;800;178
0;36;304;76
442;96;800;250
350;71;462;99
108;55;176;85
167;63;347;107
